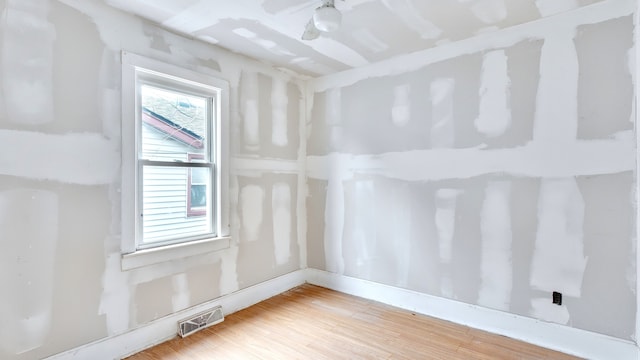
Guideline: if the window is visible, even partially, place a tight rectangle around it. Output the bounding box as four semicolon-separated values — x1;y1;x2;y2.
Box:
187;153;207;217
121;52;230;269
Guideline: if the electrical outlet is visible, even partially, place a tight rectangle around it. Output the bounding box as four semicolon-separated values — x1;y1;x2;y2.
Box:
552;291;562;306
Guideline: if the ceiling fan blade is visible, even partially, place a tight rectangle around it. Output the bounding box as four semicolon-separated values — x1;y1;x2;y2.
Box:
301;18;320;40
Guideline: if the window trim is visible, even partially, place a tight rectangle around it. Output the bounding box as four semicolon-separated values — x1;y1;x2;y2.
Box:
120;51;230;270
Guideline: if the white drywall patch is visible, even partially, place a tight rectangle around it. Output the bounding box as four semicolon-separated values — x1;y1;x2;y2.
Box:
241;71;260;151
307;133;635;181
171;274;190;312
297;84;309;269
430;78;455;148
381;0;442;39
535;0;579;17
390;183;411;287
0;130;119;185
477;181;513;311
391;84;411;127
0;189;58;354
351;29;389;53
58;0;153;53
533;30;578;142
325;88;343;149
312;37;370;68
240;185;264;242
475;50;511;137
232;28;295;57
531;298;570;324
324;154;349;274
272;182;292;266
233;157;299;178
435;189;460;263
271;78;289;147
98;252;131;336
468;0;508;24
219;246;240;296
435;189;460;298
99;50;121;140
627;47;635;125
1;0;55;125
530;178;587;324
350;180;376;278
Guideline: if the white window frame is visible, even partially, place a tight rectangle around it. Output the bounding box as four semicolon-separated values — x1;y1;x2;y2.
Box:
120;52;230;270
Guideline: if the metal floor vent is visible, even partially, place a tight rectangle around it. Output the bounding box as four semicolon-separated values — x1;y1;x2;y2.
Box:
178;306;224;338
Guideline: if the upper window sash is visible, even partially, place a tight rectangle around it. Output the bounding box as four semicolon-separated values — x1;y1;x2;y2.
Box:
137;81;215;164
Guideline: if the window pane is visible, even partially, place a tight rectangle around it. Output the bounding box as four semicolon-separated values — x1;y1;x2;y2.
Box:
140;85;208;161
141;165;214;245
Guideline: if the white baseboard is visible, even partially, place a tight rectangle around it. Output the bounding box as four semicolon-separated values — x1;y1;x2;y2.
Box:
45;268;639;360
305;269;639;360
45;270;307;360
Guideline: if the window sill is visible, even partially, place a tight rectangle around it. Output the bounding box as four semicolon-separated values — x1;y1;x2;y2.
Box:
121;236;231;271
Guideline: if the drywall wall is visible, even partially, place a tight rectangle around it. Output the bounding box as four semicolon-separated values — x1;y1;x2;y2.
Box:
1;0;637;357
307;0;637;341
0;0;305;358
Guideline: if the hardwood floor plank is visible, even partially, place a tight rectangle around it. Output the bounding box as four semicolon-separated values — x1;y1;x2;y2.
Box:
126;284;581;360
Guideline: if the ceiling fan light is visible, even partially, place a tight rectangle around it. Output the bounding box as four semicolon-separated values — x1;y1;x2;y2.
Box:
313;5;342;32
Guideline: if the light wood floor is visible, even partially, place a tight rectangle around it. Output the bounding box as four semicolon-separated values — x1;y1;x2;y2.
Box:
127;284;581;360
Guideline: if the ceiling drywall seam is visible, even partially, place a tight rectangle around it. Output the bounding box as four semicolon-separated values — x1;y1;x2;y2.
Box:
58;0;303;85
157;0;368;69
310;0;634;93
350;29;389;54
380;0;442;39
467;0;508;24
535;0;579;17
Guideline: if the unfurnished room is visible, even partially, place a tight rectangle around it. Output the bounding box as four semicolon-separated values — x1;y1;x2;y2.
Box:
0;0;638;359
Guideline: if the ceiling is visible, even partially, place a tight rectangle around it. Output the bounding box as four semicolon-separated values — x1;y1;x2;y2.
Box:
103;0;603;77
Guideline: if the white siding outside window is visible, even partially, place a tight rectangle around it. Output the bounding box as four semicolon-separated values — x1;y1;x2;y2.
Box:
120;52;231;270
